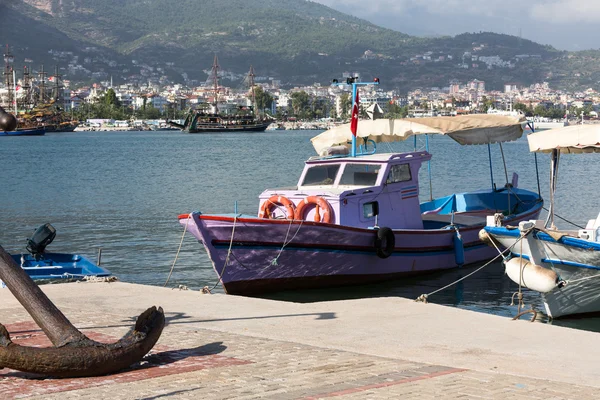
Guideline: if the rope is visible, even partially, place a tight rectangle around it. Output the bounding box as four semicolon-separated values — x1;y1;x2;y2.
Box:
415;237;521;303
164;213;191;287
82;275;118;283
540;206;585;230
208;214;239;292
269;218;304;267
512;308;538;322
564;273;600;285
517;233;525;313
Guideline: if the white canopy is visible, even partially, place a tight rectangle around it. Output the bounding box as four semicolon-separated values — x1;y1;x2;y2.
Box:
311;114;525;155
527;123;600;154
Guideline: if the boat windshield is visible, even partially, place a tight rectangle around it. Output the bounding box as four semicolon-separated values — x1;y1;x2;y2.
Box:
302;164;340;186
339;164;380;186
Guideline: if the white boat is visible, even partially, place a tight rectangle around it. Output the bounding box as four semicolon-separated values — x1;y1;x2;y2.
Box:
483;124;600;318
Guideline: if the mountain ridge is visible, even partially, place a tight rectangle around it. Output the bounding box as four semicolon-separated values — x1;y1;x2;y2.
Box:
3;0;598;91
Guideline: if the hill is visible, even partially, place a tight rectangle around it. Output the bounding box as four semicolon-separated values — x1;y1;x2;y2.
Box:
3;0;597;91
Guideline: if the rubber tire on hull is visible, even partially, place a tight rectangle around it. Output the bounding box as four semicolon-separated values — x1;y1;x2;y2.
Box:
374;227;395;259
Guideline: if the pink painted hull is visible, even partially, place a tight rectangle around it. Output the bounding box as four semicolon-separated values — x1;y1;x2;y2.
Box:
181;205;542;295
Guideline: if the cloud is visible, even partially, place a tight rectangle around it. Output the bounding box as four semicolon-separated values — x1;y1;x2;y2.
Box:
530;1;600;23
313;0;600;50
316;0;600;22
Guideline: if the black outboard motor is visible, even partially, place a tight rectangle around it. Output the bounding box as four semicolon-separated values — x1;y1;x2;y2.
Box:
26;223;56;260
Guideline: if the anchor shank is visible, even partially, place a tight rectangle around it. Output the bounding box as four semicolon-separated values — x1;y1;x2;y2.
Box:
0;246;86;346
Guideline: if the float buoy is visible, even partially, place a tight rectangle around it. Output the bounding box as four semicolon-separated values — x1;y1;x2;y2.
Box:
504;257;559;293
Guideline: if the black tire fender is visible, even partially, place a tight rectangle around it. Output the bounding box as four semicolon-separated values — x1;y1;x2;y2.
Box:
374;227;395;259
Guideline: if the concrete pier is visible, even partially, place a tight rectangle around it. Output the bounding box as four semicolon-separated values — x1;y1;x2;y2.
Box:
1;282;599;399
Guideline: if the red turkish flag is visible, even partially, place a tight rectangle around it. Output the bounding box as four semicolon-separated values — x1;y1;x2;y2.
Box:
350;89;359;136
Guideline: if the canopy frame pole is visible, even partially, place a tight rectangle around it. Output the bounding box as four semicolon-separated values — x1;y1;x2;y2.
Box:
527;122;542;200
487;143;495;190
499;142;510;213
351;84;357;156
426;134;433;201
546;149;560;229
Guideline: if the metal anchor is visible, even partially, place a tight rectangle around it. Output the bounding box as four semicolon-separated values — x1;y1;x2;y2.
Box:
0;245;165;378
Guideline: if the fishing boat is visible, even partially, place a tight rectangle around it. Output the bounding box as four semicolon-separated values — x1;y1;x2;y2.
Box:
483;124;600;318
178;79;542;295
1;223;111;286
167;56;271;133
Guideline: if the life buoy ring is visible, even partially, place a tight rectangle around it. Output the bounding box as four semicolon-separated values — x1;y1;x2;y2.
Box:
259;195;296;219
294;196;333;223
374;227;395;259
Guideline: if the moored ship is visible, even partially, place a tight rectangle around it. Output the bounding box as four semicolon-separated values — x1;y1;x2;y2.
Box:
168;57;270;133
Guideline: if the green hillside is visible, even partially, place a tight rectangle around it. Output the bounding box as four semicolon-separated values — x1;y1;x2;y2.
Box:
4;0;599;90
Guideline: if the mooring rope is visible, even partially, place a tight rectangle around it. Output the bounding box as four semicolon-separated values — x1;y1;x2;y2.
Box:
208;214;239;292
164;213;191;287
415;233;526;303
269;218;304;267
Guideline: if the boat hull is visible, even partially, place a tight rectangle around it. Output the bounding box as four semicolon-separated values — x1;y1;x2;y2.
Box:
183;205;542;295
187;122;271;133
7;252;111;281
0;128;45;136
484;226;600;318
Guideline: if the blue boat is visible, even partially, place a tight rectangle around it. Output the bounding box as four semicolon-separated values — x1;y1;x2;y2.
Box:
0;127;46;136
3;223;111;284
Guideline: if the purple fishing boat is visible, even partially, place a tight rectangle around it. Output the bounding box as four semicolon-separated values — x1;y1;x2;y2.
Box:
179;111;543;295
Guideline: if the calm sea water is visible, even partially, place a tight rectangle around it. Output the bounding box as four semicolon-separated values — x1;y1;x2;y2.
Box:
1;129;599;331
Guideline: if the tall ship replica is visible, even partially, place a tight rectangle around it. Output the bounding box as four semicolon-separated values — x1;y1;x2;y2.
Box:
168;56;271;133
2;45;78;133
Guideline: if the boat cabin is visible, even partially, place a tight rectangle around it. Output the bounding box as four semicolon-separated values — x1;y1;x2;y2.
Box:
258;151;431;229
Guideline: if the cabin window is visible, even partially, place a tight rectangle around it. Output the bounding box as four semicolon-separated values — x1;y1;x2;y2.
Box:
386;164;412;184
339;164;380;186
302;164;340;186
363;201;379;218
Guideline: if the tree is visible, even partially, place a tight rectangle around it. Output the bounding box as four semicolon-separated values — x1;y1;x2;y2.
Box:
251;86;273;114
101;88;121;108
291;91;310;119
339;93;351;119
479;96;495;113
385;103;408;118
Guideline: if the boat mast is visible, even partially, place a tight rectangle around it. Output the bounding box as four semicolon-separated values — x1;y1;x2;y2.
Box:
51;65;63;104
3;44;14;109
38;65;47;103
248;65;258;117
211;55;219;114
21;66;31;111
13;69;17;115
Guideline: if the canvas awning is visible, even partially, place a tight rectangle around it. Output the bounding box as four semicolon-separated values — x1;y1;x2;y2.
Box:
311;114;525;155
527;123;600;154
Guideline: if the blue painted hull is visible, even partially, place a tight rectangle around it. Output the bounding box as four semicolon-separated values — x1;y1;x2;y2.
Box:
8;252;111;281
0;128;46;136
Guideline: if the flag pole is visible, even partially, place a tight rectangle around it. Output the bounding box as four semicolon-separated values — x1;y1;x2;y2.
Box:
331;77;380;158
351;84;357;157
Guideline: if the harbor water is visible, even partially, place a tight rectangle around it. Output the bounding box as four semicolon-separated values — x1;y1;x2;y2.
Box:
1;129;600;331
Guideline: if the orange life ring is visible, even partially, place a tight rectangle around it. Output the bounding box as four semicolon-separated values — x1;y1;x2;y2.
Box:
294;196;333;223
259;195;296;219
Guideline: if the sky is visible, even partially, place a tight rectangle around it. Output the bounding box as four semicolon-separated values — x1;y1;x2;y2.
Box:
314;0;600;51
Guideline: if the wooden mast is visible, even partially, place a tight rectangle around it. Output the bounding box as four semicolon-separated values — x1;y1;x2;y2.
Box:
211;55;219;114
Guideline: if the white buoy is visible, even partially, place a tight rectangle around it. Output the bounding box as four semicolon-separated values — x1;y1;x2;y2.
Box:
504;257;558;293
